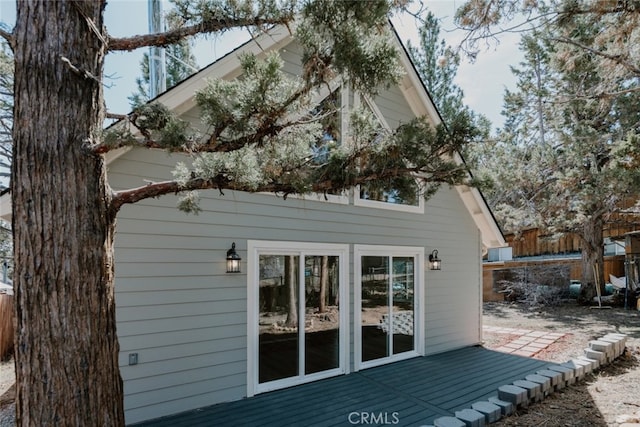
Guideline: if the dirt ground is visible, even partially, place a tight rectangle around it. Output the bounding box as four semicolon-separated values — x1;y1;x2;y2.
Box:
0;301;639;426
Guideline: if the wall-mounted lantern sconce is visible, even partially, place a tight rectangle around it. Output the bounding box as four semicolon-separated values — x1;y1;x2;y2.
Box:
226;242;241;273
428;249;441;271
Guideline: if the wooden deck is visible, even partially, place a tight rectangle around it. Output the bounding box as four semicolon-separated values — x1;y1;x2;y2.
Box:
132;346;556;427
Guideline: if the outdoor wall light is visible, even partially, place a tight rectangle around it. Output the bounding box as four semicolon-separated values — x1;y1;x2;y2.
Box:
428;249;441;271
226;242;242;273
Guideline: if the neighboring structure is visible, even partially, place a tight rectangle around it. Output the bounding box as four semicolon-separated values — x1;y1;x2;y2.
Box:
0;25;505;424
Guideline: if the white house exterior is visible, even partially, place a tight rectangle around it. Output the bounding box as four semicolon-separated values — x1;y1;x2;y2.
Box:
1;25;505;425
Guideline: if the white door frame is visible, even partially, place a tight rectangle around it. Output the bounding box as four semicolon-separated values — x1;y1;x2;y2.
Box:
354;245;424;371
247;240;350;396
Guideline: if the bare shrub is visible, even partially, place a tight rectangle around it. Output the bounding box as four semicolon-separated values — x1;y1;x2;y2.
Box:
494;264;570;306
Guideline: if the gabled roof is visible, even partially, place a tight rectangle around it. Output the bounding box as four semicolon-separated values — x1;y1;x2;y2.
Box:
0;22;505;249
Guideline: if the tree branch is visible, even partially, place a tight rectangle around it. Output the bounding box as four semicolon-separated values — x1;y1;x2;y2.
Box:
552;36;640;76
0;29;13;49
108;17;291;52
110;156;467;212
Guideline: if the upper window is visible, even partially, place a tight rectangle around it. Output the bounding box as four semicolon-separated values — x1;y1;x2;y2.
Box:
310;90;341;165
353;95;425;214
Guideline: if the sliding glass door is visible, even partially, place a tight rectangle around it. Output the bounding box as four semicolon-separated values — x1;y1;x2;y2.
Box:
355;246;423;370
248;242;348;395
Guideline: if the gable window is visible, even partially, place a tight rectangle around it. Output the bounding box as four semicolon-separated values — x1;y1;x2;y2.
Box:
354;245;424;370
353;95;425;213
282;87;348;204
247;241;349;395
310;90;341;165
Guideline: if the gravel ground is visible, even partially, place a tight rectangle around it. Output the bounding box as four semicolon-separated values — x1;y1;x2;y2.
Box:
1;301;639;426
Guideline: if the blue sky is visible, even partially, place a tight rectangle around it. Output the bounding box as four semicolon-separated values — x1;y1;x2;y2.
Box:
0;0;521;129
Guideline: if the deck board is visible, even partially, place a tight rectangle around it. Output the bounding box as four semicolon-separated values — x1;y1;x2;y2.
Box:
132;346;555;427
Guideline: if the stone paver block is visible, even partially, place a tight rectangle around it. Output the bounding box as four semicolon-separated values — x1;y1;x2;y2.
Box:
454;409;486;427
525;374;552;394
513;349;535;357
536;369;564;390
545;332;565;338
504;342;523;349
527;342;548;349
433;416;466;427
584;349;605;364
569;358;593;375
598;336;624;357
577;356;599;371
547;365;576;385
498;384;528;407
603;332;627;343
590;340;615;361
561;361;584;379
513;379;542;401
488;397;514;416
471;401;502;423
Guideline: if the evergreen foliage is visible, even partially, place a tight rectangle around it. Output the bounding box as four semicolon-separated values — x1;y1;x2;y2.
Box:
463;9;640;301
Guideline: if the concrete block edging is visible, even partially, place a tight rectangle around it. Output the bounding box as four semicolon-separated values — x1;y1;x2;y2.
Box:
431;333;628;426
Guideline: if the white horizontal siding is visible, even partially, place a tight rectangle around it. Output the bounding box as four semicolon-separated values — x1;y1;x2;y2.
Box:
113;148;482;423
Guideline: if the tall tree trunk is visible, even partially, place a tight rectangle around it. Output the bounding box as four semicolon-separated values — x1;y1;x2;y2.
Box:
12;2;124;425
284;256;297;328
579;215;605;305
318;256;328;313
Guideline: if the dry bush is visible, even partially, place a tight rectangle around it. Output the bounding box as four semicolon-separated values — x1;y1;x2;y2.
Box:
498;281;566;306
0;295;13;360
495;264;571;306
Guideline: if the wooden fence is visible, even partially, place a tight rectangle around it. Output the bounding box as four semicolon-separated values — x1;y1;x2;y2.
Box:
483;255;625;302
0;294;13;360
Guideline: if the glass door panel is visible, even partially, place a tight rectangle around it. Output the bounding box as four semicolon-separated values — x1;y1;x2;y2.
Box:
305;255;340;374
358;251;418;367
392;257;415;355
258;255;299;384
361;256;390;362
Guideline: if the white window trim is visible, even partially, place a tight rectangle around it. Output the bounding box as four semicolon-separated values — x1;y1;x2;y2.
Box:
247;240;350;396
354;191;425;214
354;244;425;371
276;191;349;205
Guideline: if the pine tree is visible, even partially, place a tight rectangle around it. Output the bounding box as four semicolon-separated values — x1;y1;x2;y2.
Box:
128;17;198;108
471;20;640;302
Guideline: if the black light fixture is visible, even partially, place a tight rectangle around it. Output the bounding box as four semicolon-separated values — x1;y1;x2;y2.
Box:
428;249;441;271
226;242;241;273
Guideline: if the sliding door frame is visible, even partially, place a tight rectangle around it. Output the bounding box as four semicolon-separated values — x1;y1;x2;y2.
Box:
247;240;350;396
354;245;425;371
